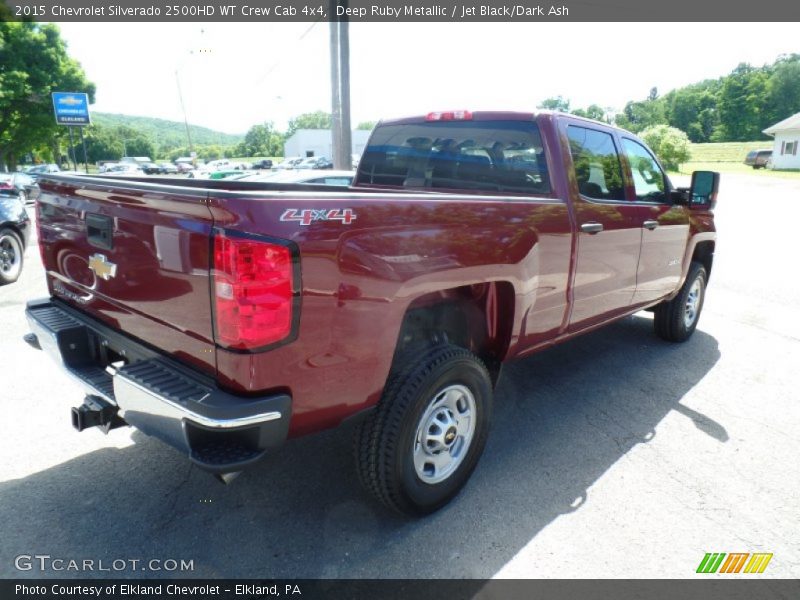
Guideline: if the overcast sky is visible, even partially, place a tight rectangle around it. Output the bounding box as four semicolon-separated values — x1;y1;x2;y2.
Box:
56;22;799;135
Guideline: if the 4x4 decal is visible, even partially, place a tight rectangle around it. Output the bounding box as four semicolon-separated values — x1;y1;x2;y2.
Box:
280;208;357;226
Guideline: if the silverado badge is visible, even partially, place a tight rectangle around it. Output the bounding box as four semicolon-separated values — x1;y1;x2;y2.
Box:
88;253;117;281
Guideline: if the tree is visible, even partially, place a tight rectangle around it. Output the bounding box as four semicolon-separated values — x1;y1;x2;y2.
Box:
537;96;570;112
614;97;667;133
198;145;223;161
83;126;124;163
765;55;800;126
237;122;284;157
286;111;332;138
714;63;770;141
639;125;691;171
571;104;607;122
356;121;376;131
0;23;95;170
663;82;720;142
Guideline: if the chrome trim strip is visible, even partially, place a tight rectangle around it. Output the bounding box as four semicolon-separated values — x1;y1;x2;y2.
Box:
115;374;282;429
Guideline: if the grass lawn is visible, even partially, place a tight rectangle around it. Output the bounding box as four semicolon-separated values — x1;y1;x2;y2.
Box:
688;141;771;162
668;141;800;179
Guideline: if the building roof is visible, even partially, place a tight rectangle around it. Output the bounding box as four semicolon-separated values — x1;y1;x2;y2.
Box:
763;111;800;136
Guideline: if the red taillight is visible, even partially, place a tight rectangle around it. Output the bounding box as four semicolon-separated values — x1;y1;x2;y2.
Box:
212;232;296;351
0;181;12;189
426;110;473;121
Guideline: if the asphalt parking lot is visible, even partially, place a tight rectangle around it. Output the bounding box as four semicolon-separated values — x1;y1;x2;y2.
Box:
1;173;798;579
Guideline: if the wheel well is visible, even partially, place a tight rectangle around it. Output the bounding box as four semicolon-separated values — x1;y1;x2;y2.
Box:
0;223;25;244
394;282;515;385
692;241;715;281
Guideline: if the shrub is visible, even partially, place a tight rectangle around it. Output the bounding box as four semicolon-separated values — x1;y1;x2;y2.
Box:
639;125;691;171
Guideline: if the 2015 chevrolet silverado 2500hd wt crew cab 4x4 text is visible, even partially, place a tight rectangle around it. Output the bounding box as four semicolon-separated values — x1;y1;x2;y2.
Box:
26;111;718;515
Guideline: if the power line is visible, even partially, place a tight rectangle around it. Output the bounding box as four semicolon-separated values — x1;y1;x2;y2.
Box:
252;21;321;89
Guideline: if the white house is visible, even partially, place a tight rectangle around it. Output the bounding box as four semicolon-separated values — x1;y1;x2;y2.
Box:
763;112;800;169
283;129;371;159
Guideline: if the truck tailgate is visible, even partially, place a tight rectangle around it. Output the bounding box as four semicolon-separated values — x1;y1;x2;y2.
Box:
37;177;217;375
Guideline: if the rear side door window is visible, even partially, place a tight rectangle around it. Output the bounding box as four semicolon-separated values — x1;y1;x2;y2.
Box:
622;138;667;203
566;126;626;201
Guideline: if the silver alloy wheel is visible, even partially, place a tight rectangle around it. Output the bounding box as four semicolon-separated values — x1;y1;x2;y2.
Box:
413;384;476;484
0;232;22;280
684;277;703;328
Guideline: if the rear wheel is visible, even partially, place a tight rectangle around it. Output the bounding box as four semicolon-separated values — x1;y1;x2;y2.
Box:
355;343;493;516
0;228;24;285
653;261;707;342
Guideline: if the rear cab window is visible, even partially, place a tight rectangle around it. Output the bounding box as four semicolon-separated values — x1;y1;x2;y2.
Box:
356;119;551;195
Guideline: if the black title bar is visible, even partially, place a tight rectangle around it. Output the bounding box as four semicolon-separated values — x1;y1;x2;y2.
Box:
4;0;800;22
5;580;800;600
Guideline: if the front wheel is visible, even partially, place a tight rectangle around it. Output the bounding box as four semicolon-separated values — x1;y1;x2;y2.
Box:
653;261;707;342
355;344;493;516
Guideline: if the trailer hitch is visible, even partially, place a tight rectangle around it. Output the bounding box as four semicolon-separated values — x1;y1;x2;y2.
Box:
71;395;126;434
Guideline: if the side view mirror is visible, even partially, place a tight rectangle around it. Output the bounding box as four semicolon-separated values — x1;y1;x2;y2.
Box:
689;171;720;209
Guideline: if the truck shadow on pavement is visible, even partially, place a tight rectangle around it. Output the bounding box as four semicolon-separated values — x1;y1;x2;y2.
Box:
1;313;722;579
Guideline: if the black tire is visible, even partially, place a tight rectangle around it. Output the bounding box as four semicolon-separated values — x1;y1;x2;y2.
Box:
355;343;493;516
653;261;707;342
0;227;24;285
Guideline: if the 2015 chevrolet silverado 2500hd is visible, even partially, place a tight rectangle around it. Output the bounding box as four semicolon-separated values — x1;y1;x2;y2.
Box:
26;111;718;515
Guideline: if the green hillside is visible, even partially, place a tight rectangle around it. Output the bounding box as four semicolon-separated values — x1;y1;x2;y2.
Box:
92;113;243;148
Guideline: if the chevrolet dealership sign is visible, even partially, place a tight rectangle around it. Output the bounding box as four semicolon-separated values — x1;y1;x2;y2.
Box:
52;92;91;125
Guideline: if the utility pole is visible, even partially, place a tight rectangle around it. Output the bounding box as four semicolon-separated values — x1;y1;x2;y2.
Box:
330;1;351;170
175;70;194;157
339;15;352;168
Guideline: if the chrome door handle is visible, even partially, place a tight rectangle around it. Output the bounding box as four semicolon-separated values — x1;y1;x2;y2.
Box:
580;222;603;234
643;220;659;230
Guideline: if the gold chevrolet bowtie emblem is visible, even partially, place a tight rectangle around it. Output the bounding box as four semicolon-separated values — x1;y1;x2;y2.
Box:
58;95;83;106
88;253;117;281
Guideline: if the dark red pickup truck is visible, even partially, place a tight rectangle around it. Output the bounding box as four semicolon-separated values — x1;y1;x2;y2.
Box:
27;111;718;515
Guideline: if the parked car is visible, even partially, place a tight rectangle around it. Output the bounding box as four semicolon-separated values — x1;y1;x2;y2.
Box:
235;169;354;186
98;162;118;173
25;163;60;175
102;163;144;175
252;159;273;170
744;149;772;169
295;156;333;170
176;162;195;173
140;162;162;175
274;157;304;169
0;172;35;203
27;110;719;515
0;191;30;285
208;169;254;180
205;159;231;170
157;163;178;175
